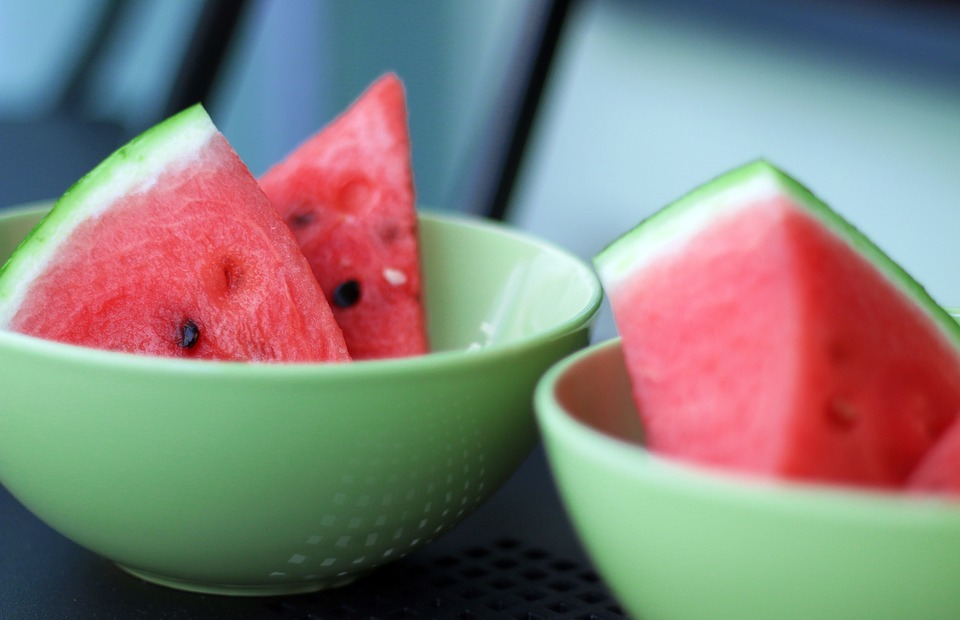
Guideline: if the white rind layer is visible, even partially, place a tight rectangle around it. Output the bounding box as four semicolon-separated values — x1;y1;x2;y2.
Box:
595;168;783;291
593;159;960;353
0;105;216;327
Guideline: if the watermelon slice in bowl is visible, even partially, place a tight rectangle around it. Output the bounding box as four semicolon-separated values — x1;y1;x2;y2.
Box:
0;103;350;363
0;106;602;594
536;338;960;620
593;160;960;490
534;161;960;619
260;73;428;360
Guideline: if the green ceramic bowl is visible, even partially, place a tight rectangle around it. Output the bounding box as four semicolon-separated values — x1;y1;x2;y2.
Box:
536;338;960;620
0;203;602;596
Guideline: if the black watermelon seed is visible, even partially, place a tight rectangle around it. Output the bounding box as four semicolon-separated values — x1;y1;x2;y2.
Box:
288;211;315;229
332;280;361;308
179;319;200;349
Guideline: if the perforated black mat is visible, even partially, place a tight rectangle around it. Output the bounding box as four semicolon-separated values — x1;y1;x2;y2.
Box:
260;538;625;619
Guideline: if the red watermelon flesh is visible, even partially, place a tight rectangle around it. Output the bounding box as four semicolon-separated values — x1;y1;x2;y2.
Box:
0;105;351;363
259;73;428;360
595;161;960;489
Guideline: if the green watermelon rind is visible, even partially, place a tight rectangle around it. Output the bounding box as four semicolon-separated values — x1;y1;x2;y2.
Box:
593;159;960;350
0;104;216;327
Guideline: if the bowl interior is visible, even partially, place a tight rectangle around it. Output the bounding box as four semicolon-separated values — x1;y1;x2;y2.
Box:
418;210;600;353
539;338;960;503
550;336;644;443
0;204;602;358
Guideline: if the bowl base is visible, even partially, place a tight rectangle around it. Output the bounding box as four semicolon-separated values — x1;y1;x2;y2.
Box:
117;563;363;596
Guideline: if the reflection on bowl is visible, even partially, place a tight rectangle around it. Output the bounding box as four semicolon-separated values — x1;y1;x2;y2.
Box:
0;203;602;596
536;338;960;620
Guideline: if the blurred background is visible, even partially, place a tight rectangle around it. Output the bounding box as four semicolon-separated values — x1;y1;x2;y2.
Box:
1;0;958;342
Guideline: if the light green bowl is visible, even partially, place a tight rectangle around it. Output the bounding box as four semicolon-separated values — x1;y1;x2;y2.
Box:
536;338;960;620
0;203;602;596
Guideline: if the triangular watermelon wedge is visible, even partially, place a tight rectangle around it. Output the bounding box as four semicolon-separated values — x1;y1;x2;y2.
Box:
595;160;960;489
907;414;960;496
0;104;351;363
259;73;428;360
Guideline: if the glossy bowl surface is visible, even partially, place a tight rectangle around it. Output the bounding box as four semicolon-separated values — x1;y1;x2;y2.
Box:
536;338;960;620
0;203;602;595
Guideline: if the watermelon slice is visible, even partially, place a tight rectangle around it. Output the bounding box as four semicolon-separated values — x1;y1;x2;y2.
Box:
259;73;428;360
594;160;960;489
0;104;351;363
907;415;960;496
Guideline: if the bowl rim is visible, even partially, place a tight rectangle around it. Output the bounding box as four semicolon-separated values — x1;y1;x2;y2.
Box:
535;337;960;518
0;203;603;377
